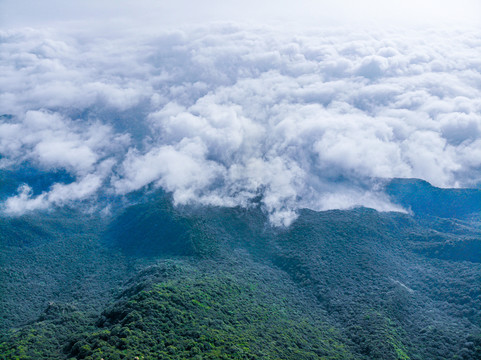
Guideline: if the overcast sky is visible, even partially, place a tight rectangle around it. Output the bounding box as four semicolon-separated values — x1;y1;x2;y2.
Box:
2;0;480;30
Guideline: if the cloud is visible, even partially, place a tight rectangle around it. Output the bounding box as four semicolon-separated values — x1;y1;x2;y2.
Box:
0;110;129;175
1;24;481;224
4;174;103;214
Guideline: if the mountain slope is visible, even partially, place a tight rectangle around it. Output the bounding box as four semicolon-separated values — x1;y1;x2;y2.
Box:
0;180;480;359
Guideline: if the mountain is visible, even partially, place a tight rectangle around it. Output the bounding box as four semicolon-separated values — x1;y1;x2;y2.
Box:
386;178;481;219
0;179;480;359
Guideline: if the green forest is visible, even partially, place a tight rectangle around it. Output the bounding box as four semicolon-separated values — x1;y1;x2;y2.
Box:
0;179;480;359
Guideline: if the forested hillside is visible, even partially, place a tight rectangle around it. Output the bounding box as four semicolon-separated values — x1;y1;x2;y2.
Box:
0;180;480;359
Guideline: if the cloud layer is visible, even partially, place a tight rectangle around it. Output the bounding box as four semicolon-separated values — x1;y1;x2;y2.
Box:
1;25;481;224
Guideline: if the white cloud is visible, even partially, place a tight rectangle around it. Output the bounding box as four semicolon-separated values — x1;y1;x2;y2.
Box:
3;173;103;214
114;139;225;202
3;184;49;214
1;24;481;224
0;110;128;175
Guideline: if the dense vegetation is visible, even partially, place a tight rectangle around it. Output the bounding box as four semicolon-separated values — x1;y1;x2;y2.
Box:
1;261;356;360
0;178;480;359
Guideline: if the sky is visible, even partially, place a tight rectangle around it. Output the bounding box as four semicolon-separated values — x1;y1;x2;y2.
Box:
2;0;481;29
1;1;481;225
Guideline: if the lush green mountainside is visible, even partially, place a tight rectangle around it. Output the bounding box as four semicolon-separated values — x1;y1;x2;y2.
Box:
70;261;354;360
1;180;481;359
0;210;132;331
1;260;355;360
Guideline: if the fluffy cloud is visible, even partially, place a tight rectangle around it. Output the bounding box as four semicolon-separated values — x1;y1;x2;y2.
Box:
1;24;481;224
4;174;103;214
0;110;128;174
